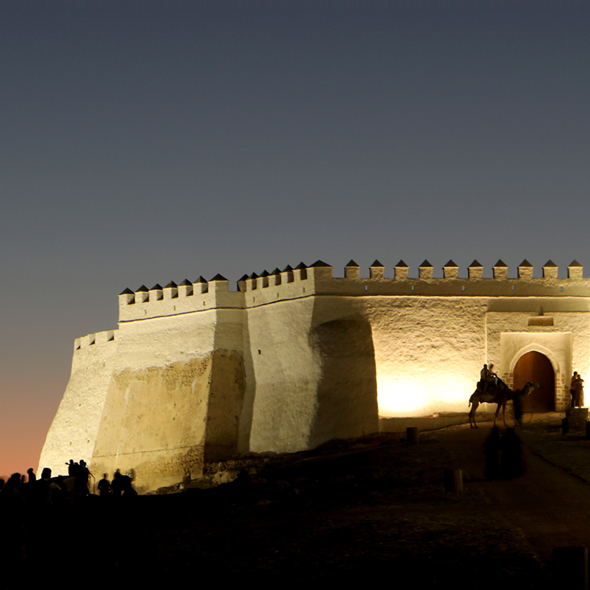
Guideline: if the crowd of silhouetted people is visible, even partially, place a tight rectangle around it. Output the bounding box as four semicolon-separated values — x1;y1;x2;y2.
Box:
0;459;139;572
0;459;138;508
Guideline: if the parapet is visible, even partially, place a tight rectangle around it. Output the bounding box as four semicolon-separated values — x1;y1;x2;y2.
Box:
117;258;590;322
118;274;245;322
234;258;589;299
74;329;117;352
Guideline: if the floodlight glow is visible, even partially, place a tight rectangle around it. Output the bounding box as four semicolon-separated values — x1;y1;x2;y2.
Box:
377;372;474;417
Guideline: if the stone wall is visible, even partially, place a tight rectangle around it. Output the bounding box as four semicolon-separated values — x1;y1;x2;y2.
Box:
39;259;590;492
39;330;118;477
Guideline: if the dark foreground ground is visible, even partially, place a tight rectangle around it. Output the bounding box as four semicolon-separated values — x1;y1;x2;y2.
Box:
15;413;590;586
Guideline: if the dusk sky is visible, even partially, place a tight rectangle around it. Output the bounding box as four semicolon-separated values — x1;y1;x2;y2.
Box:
1;2;589;476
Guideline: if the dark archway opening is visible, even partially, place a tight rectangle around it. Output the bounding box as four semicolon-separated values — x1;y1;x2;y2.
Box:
513;351;555;412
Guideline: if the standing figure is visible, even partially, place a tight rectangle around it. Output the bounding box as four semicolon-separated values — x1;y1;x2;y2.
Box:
111;470;123;497
97;473;111;497
75;460;90;495
573;373;585;408
570;372;578;408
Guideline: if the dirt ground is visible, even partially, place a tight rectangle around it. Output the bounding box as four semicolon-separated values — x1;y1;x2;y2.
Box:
41;412;589;586
92;411;586;587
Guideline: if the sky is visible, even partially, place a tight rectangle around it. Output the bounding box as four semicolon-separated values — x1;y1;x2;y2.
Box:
1;1;589;476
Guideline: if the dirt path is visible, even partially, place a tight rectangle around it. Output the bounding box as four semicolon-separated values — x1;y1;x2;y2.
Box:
438;420;590;568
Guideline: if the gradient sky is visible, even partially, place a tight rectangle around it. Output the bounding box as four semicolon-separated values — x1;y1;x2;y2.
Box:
1;2;589;476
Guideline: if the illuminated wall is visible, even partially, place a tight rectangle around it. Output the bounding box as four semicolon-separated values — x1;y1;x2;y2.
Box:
40;258;590;492
368;297;485;417
39;329;117;476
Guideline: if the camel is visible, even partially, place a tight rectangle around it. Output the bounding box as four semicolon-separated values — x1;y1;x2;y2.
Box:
468;381;539;428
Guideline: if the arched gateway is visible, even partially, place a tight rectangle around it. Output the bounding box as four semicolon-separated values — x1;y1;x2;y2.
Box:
513;351;555;412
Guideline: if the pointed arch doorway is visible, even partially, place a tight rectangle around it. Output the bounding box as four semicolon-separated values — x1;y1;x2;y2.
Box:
513;351;555;413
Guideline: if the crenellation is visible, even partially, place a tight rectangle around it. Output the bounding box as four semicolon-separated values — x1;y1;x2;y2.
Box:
135;285;149;303
443;259;459;279
308;260;333;282
468;260;483;279
150;284;163;301
517;259;533;279
178;279;193;297
282;265;294;283
208;274;244;308
237;274;248;292
240;264;310;305
394;260;409;280
164;281;178;299
118;273;244;322
345;259;360;279
419;260;433;279
119;288;135;305
370;260;385;279
295;262;308;281
74;329;118;351
210;274;228;286
569;260;584;279
493;260;508;280
120;260;590;320
270;268;281;286
194;276;209;294
543;260;558;279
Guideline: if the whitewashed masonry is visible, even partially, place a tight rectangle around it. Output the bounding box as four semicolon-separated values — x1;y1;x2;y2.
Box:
40;259;589;492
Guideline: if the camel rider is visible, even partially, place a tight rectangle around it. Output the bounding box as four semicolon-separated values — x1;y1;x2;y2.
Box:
480;363;498;394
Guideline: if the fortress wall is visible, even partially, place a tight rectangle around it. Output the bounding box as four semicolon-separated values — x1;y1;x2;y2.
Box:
240;263;590;300
204;308;246;462
38;329;119;476
365;297;487;417
241;265;317;307
42;259;590;492
245;297;323;454
245;295;381;454
90;309;242;493
306;261;590;298
230;259;590;307
314;275;590;298
119;277;244;322
307;297;380;446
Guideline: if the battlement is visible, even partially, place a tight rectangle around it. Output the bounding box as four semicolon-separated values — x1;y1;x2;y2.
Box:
117;259;590;323
74;329;117;351
118;274;246;322
308;258;590;297
236;258;590;299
